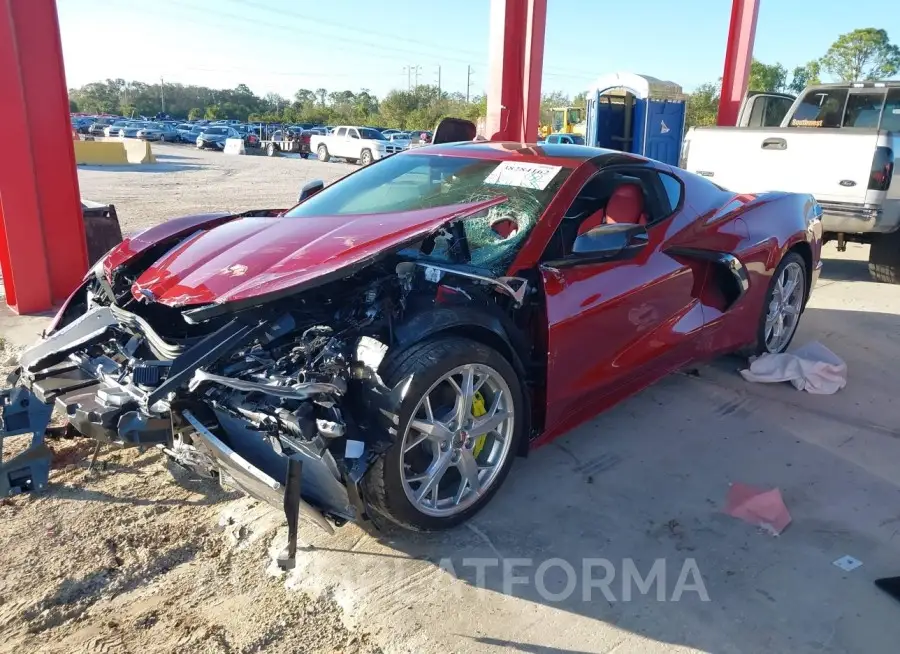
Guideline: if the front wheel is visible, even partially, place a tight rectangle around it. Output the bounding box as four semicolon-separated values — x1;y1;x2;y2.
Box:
363;337;524;531
868;231;900;284
360;148;373;166
750;251;807;355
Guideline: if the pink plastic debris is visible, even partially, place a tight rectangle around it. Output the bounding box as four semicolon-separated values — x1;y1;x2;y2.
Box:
724;483;792;536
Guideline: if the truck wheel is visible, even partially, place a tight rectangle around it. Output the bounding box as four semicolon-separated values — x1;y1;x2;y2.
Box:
266;143;277;157
868;231;900;284
360;149;373;166
317;145;330;162
363;337;524;531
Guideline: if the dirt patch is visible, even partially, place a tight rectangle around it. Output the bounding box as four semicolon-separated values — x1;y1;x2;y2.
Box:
0;435;381;654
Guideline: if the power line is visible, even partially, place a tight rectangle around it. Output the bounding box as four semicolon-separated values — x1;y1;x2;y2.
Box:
159;0;601;82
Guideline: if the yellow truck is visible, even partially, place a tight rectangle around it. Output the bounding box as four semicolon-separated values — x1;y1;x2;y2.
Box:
539;107;586;138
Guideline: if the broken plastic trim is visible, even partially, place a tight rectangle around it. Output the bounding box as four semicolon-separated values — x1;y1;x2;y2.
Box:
188;369;346;398
414;262;529;306
181;409;334;534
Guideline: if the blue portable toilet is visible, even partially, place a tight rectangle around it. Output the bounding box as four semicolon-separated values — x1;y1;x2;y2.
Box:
584;72;686;166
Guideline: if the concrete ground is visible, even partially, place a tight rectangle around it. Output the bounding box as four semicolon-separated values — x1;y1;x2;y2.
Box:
3;144;900;653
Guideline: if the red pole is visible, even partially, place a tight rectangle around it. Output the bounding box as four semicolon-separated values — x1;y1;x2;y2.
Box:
717;0;760;126
0;0;86;313
485;0;547;142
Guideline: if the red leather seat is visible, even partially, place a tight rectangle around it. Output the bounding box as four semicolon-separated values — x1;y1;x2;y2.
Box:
577;183;648;236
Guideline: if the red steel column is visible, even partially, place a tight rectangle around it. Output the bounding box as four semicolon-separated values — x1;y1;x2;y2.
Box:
485;0;547;142
716;0;760;126
0;0;86;314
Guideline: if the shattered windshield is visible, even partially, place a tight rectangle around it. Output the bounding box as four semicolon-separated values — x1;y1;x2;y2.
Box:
284;153;571;273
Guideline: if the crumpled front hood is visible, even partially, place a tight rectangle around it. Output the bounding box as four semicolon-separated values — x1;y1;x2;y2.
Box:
132;197;505;310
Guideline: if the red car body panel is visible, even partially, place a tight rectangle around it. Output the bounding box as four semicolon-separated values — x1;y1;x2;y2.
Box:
130;197;506;307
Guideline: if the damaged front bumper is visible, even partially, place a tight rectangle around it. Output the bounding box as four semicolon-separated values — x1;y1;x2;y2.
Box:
0;304;373;567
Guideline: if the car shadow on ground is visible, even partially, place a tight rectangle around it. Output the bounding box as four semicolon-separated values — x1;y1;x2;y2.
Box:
818;256;871;282
295;305;900;653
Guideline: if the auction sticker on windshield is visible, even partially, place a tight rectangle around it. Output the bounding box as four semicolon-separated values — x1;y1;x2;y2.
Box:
485;161;562;190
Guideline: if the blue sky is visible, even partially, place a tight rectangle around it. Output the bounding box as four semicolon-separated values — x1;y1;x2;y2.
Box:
59;0;899;98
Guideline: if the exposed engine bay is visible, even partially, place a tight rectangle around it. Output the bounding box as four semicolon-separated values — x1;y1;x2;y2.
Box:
0;216;536;567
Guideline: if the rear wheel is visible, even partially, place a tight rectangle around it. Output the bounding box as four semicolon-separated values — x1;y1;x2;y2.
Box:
749;252;807;355
868;231;900;284
363;337;524;531
266;142;277;157
317;144;330;162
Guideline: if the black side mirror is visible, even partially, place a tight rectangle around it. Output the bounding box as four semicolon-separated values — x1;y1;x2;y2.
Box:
568;223;648;263
297;179;325;203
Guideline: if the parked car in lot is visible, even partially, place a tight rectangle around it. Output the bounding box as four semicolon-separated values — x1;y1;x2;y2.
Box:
1;122;822;551
89;117;118;136
542;133;585;145
182;124;206;144
118;121;159;138
104;120;131;137
386;132;412;149
136;123;179;142
682;80;900;283
311;125;403;164
196;126;241;150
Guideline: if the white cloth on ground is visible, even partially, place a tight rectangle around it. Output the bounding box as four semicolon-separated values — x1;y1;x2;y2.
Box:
740;341;847;394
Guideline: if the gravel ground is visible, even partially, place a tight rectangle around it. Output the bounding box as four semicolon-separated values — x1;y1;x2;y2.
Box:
0;145;382;654
77;143;357;233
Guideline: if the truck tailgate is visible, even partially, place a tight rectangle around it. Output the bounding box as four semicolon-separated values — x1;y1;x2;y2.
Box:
684;127;882;204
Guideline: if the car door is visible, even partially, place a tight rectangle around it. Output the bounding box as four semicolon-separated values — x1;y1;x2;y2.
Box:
332;127;348;157
539;166;704;436
347;128;362;159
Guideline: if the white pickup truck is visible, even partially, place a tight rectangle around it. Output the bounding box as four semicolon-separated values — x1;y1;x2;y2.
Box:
310;126;404;166
682;82;900;282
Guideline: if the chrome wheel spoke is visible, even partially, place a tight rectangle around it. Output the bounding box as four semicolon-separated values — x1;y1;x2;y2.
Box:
471;391;510;438
457;449;481;496
405;416;452;453
449;365;477;426
415;451;453;503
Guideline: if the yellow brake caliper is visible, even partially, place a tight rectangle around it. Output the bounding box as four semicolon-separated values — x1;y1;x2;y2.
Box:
471;391;488;458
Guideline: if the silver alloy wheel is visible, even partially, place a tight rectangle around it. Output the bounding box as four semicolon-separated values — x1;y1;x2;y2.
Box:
765;260;805;353
399;363;514;517
318;145;328;161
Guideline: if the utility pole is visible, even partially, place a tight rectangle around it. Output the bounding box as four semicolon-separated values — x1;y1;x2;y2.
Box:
412;65;421;91
160;77;165;114
466;65;474;103
436;65;441;96
402;66;412;91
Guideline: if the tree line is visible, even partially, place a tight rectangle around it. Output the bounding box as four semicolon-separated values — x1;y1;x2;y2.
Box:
685;27;900;128
69;28;899;133
68;77;489;130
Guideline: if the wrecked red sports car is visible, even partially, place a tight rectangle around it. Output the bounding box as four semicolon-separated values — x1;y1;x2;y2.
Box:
0;139;822;565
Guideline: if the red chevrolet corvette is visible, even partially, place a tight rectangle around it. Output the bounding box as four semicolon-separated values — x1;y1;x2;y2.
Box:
1;135;822;560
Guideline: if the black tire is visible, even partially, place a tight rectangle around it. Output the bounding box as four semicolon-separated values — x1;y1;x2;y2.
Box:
746;251;807;356
363;336;524;531
159;134;166;143
868;231;900;284
266;142;277;157
360;148;373;166
317;144;330;162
